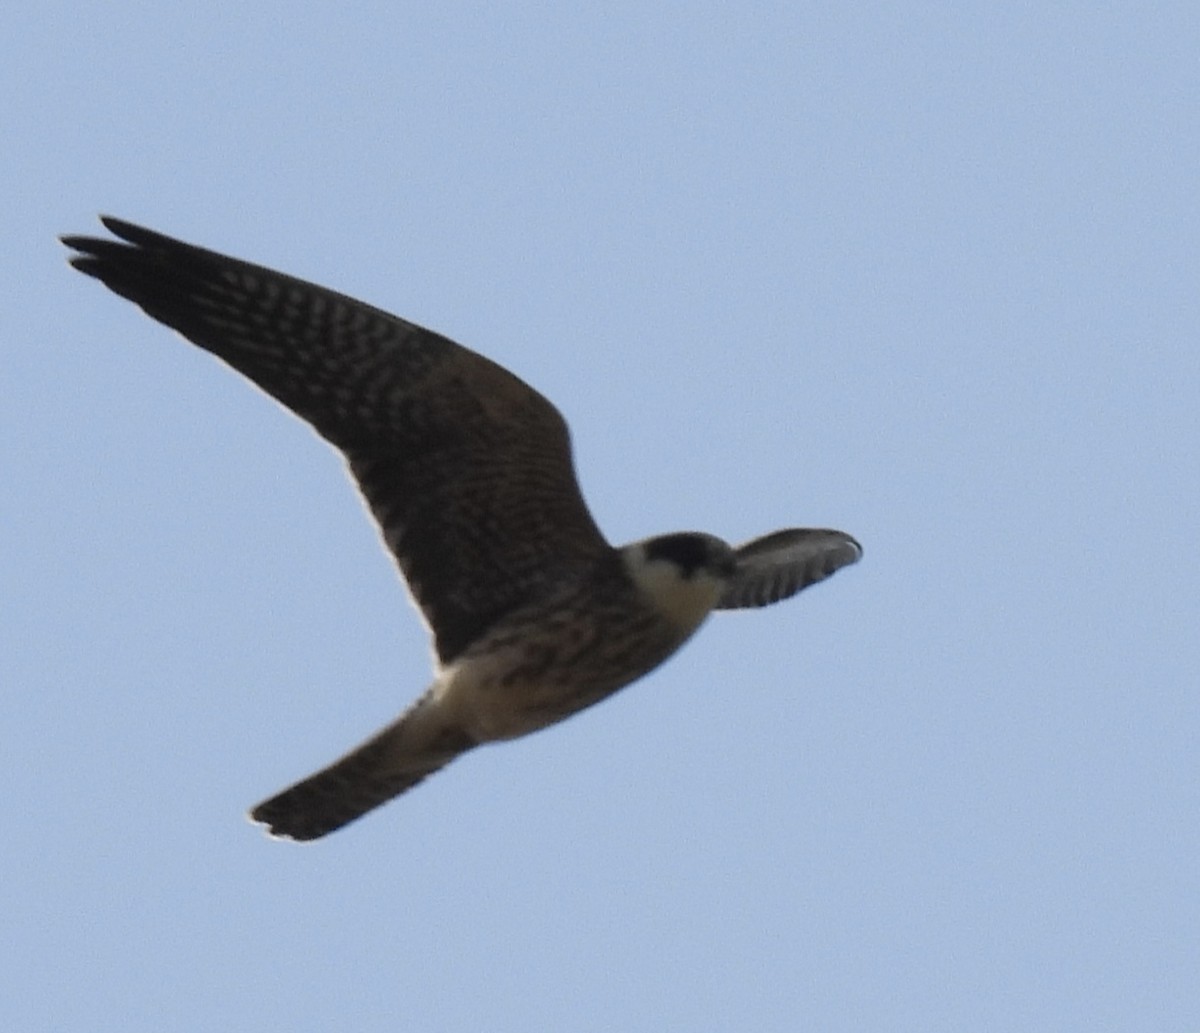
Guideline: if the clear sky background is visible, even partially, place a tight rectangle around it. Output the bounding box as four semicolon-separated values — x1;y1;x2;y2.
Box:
5;4;1197;1031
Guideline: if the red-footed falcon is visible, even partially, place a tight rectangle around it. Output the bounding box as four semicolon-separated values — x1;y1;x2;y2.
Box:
62;218;862;841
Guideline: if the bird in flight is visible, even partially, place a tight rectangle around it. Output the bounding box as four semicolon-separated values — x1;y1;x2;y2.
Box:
62;217;862;841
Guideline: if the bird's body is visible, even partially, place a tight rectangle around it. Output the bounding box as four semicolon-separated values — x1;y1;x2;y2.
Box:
62;218;862;841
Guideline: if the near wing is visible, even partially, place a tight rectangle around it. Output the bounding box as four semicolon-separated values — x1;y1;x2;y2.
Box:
62;217;610;663
717;528;862;610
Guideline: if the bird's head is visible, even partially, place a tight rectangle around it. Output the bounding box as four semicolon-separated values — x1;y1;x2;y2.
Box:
619;532;736;633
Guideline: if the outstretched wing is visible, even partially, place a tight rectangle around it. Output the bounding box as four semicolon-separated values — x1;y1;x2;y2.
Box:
717;528;861;609
63;218;611;663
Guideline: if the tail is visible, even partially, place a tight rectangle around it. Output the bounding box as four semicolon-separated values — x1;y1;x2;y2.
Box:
249;696;476;841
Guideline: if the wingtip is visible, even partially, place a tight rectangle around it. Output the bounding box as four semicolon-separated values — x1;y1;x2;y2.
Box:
60;216;160;252
97;215;153;243
61;215;118;262
824;530;863;572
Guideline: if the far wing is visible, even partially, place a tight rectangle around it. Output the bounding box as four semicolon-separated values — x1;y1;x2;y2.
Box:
717;528;861;609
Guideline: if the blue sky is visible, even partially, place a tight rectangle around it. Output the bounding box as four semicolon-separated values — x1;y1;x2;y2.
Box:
5;3;1197;1030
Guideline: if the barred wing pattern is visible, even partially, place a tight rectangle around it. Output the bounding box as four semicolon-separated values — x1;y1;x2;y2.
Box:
63;218;611;663
717;529;862;610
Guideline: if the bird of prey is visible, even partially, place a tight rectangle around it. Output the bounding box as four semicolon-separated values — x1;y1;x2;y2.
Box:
62;217;862;842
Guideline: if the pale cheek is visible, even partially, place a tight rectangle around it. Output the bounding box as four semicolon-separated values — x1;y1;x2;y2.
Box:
650;576;723;632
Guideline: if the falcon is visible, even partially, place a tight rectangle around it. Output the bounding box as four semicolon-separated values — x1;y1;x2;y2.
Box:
62;217;862;841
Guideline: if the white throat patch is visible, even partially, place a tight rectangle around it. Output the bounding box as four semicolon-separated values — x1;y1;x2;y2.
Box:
622;545;725;634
